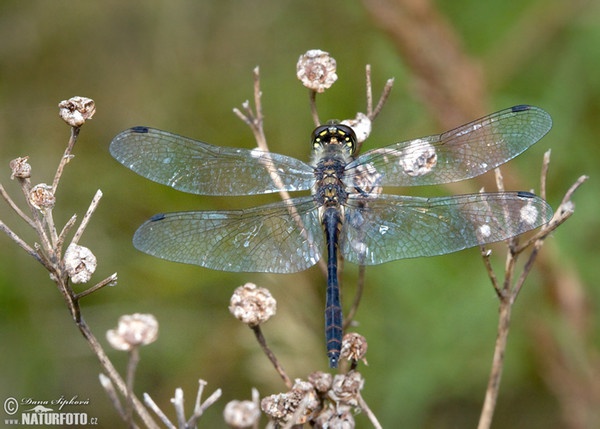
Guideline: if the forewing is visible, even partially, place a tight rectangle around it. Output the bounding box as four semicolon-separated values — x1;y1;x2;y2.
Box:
347;105;552;187
110;127;315;195
133;196;324;273
341;192;552;265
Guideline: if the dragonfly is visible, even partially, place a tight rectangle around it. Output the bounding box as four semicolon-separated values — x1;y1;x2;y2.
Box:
110;104;553;368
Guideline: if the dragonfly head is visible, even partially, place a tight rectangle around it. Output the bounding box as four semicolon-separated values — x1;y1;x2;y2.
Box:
311;122;357;157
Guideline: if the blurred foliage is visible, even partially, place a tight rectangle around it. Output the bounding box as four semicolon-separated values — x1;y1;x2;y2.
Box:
0;0;598;427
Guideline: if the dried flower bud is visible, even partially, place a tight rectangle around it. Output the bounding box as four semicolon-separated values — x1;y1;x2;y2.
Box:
314;404;355;429
308;371;333;393
229;283;276;326
261;379;320;425
340;333;368;365
64;244;97;284
10;157;31;179
223;399;260;428
106;313;158;351
29;183;55;211
296;49;337;93
58;96;96;127
328;371;364;407
341;113;372;143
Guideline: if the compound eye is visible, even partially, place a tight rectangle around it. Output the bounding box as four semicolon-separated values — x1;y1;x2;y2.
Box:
310;123;358;154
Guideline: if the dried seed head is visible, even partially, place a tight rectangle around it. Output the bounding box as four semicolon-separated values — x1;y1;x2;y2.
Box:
296;49;337;93
340;333;368;365
261;380;319;425
223;399;260;428
328;371;364;407
9;157;31;180
229;283;276;326
64;244;97;284
58;96;96;127
106;313;158;351
341;113;372;143
314;404;355;429
308;371;333;393
29;183;55;211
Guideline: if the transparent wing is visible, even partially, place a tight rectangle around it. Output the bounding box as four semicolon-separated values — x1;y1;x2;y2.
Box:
133;196;324;273
110;126;315;196
347;105;552;187
340;192;552;265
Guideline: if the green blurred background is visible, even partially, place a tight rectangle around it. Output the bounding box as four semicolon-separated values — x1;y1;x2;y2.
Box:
0;0;598;427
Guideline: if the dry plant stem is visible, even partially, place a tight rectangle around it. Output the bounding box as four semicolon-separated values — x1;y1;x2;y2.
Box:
309;89;320;126
79;316;158;428
143;394;175;429
357;393;383;429
72;189;103;245
52;126;79;192
75;272;117;300
126;348;140;428
0;220;43;264
368;77;395;122
343;264;366;331
172;388;186;428
478;172;586;429
0;183;37;229
477;300;512;429
233;67;329;277
99;374;129;424
251;325;292;389
365;65;373;116
187;383;222;427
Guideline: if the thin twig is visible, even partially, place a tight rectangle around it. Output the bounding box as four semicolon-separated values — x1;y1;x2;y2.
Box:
251;325;292;389
126;348;140;428
171;388;186;429
369;78;394;121
343;265;366;331
78;318;159;429
144;393;176;429
187;381;222;427
365;65;373;117
0;183;37;229
357;392;383;429
72;189;103;245
99;374;129;424
52;126;80;192
75;273;118;300
477;301;512;429
309;89;320;126
0;220;45;266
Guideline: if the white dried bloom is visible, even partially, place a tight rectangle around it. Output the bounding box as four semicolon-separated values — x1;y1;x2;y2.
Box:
341;113;372;143
340;332;368;365
223;399;260;428
58;96;96;127
308;371;333;393
296;49;337;93
9;157;31;179
229;283;276;326
314;404;355;429
106;313;158;351
64;244;97;284
29;183;55;211
328;371;364;407
261;381;318;426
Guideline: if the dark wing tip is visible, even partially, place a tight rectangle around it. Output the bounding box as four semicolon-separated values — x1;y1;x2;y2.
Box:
149;213;166;222
130;126;150;133
516;191;536;198
511;104;532;112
